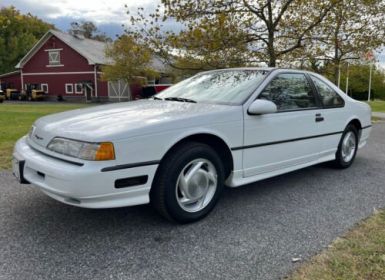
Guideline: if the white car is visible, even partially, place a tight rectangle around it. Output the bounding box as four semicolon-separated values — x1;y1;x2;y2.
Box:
13;68;371;223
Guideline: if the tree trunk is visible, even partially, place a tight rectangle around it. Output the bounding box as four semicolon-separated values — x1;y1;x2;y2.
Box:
267;29;276;67
268;54;276;67
333;61;340;86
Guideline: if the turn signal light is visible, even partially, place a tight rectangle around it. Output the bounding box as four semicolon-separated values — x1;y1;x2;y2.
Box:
95;142;115;161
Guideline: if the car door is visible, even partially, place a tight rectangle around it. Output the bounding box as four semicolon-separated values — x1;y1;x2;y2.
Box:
242;72;324;177
308;74;347;159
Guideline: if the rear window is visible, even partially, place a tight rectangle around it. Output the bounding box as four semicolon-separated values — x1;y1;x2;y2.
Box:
311;76;344;107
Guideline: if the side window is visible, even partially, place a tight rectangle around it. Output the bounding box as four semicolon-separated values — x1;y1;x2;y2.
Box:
310;76;344;107
259;73;317;111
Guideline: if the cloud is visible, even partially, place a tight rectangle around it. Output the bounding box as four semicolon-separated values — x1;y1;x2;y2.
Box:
1;0;158;25
1;0;184;38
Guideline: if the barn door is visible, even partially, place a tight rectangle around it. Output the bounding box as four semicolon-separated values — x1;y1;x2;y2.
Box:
84;83;93;102
108;80;131;101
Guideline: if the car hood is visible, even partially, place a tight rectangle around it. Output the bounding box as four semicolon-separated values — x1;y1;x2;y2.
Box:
31;100;240;146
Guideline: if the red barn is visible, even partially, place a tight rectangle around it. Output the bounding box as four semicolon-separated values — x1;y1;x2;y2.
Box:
0;71;21;92
0;29;171;102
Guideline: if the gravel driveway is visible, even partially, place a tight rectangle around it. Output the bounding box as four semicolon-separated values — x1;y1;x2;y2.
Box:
1;124;385;280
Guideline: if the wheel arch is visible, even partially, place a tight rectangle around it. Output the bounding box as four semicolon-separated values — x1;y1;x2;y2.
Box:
158;132;234;179
344;117;363;140
347;118;362;131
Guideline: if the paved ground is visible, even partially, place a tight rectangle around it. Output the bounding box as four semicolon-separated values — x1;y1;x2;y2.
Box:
1;124;385;280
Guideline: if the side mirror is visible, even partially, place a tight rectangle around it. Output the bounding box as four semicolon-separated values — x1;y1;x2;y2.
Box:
248;99;277;115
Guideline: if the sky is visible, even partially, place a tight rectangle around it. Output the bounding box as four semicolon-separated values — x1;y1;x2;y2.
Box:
1;0;384;67
1;0;160;37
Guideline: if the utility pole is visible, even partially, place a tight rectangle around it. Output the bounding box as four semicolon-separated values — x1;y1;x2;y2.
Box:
368;63;373;102
366;50;374;102
345;62;349;95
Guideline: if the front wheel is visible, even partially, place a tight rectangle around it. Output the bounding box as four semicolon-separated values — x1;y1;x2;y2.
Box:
150;142;225;223
332;124;358;168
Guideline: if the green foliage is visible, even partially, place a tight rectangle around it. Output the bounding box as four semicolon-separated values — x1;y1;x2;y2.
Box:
0;6;53;73
69;21;112;42
299;0;385;83
0;103;90;170
127;0;343;69
291;210;385;280
165;14;251;75
126;0;385;74
102;35;158;84
368;100;385;112
334;64;385;100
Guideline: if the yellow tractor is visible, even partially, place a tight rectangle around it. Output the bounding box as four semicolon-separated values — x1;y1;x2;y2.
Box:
6;88;20;100
21;84;46;101
31;89;45;101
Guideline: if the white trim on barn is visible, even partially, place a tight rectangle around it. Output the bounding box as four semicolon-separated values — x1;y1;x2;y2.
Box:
74;83;83;94
46;64;64;68
41;83;49;93
20;69;24;90
44;48;63;52
65;83;74;94
22;71;95;76
94;65;98;97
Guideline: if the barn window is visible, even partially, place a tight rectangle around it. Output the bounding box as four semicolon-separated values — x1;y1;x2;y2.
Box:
65;83;73;94
75;83;83;94
48;50;61;65
41;84;48;93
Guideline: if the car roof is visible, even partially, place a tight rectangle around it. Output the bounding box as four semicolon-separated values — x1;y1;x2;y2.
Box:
200;67;317;75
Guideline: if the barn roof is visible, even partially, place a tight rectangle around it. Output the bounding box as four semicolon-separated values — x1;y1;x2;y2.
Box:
15;29;169;73
50;30;110;65
16;29;110;68
0;70;21;78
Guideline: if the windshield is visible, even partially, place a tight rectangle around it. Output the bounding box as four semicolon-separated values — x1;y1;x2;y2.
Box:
156;69;269;105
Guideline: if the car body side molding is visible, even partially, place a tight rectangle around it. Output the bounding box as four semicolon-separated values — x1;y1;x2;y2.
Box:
231;131;344;151
101;160;161;172
232;125;371;151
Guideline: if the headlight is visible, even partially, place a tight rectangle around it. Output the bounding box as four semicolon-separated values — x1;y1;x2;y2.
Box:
47;137;115;161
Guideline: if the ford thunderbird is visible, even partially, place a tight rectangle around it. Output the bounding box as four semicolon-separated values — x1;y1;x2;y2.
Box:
13;68;372;223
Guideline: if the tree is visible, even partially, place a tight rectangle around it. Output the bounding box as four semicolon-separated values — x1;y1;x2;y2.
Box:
339;64;385;100
69;21;112;42
127;0;340;69
164;13;252;73
0;6;53;73
299;0;385;84
102;35;157;83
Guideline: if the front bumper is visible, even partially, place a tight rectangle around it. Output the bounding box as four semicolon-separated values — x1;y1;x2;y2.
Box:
13;136;158;208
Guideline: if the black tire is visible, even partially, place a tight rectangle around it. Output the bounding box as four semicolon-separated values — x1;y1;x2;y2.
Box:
150;142;225;223
332;124;359;169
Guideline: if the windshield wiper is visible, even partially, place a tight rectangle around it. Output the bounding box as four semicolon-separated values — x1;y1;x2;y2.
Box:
151;96;163;100
164;97;197;103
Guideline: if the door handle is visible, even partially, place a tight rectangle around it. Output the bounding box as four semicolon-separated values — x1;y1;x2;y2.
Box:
315;113;324;122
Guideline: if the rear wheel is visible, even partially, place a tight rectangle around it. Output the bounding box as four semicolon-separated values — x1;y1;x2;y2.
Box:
332;124;358;168
151;142;224;223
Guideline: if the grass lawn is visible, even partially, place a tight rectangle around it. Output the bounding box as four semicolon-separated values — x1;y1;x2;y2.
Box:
368;100;385;113
0;102;91;170
291;209;385;280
